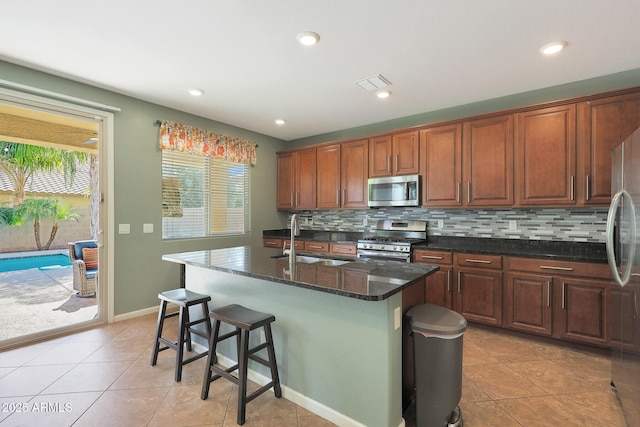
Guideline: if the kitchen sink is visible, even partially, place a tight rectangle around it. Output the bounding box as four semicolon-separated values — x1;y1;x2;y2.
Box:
315;259;350;266
271;254;351;266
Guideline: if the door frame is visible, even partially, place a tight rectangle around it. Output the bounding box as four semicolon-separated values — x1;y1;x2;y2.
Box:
0;85;116;340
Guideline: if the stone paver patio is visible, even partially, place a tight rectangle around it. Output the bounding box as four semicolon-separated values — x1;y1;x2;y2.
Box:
0;266;98;341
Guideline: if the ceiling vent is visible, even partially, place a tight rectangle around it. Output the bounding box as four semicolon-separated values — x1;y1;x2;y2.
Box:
356;74;392;91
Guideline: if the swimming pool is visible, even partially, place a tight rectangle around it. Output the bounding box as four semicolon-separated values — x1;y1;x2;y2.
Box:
0;254;72;273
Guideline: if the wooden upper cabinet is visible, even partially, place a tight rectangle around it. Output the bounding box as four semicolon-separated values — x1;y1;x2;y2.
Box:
578;92;640;205
463;115;514;206
369;135;393;177
369;132;419;177
316;144;342;209
420;124;462;207
276;152;296;209
392;131;420;175
341;139;369;208
317;139;369;209
516;105;576;205
276;148;316;210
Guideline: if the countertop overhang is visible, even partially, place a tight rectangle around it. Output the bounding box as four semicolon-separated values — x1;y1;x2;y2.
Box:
162;246;438;301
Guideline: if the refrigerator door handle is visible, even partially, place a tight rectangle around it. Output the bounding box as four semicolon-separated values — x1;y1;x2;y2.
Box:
606;189;637;287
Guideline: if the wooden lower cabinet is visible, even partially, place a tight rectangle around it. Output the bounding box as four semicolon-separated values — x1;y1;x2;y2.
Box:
506;256;612;347
455;268;503;326
555;277;610;347
425;268;453;309
413;249;453;309
504;272;553;335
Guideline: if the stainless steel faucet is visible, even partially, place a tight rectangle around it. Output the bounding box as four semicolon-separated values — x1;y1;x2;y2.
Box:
289;213;300;265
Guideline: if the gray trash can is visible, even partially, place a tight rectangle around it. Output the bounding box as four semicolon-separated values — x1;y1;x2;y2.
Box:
406;304;467;427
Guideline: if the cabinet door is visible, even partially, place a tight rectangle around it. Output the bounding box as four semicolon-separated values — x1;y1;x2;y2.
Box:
276;152;295;209
556;277;610;347
295;149;317;209
516;105;577;205
425;267;453;309
455;268;503;325
369;135;393;177
504;272;553;336
420;124;463;207
463;115;514;206
316;144;341;209
341;139;369;208
578;92;640;204
392;131;420;175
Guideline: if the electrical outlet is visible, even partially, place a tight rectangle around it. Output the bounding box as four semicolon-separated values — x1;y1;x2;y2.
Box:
259;330;266;343
394;307;401;331
363;217;368;227
437;220;444;229
509;220;517;230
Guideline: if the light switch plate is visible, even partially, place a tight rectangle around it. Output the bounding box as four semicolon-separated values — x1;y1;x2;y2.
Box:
143;223;154;233
118;223;130;234
394;307;401;331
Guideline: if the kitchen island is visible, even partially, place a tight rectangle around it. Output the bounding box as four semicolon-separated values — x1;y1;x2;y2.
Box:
163;246;439;427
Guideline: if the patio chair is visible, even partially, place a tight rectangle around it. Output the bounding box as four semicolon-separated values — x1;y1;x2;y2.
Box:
68;240;98;297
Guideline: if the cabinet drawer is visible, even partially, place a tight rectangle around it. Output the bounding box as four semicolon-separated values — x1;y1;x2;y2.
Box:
413;250;453;265
304;241;330;253
263;238;283;248
456;253;503;269
331;243;357;257
508;257;611;280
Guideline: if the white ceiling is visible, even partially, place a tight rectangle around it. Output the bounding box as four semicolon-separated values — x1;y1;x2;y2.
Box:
2;0;640;141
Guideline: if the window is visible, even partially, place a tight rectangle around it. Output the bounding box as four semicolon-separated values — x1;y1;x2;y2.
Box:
162;150;250;239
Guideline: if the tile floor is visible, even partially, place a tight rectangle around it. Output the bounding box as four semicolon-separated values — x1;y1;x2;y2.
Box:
0;313;627;426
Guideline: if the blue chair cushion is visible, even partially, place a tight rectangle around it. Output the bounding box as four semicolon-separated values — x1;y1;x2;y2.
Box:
73;240;98;260
86;270;97;280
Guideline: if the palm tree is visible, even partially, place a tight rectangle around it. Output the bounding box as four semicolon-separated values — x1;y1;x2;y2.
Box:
14;199;81;250
0;141;89;206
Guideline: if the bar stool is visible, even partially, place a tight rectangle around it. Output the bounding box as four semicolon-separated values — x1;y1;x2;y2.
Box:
150;288;212;382
201;304;282;425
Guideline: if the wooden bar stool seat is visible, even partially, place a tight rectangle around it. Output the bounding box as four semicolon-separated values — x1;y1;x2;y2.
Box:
150;288;212;382
201;304;282;425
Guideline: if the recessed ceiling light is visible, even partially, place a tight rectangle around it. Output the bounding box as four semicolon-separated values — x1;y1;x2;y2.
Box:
275;119;286;125
188;88;204;96
376;90;391;99
296;31;320;46
539;41;568;55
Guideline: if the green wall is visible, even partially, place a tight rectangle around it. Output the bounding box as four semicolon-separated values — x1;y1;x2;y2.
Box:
289;68;640;147
0;60;288;315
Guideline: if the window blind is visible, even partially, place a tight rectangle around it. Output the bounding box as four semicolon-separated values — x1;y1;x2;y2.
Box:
162;150;250;239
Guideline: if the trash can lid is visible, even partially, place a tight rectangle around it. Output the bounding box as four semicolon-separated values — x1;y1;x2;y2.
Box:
406;304;467;335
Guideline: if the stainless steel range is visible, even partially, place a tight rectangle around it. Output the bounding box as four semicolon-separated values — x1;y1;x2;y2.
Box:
357;220;427;262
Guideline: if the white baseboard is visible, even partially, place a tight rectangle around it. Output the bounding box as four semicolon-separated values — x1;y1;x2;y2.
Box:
113;305;159;322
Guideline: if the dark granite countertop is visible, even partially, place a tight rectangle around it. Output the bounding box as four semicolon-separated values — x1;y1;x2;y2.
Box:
162;246;439;301
262;229;607;263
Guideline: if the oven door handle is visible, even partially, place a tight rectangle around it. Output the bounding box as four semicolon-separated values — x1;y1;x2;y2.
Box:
357;249;411;261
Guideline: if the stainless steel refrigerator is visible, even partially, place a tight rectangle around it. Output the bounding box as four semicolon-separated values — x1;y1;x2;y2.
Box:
607;126;640;426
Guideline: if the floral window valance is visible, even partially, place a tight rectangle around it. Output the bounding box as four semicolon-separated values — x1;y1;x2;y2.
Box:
159;120;257;165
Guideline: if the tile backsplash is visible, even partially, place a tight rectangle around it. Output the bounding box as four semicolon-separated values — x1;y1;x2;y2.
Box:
290;207;609;243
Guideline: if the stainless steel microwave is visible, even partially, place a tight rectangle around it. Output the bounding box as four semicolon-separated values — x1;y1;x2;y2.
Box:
368;174;420;207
